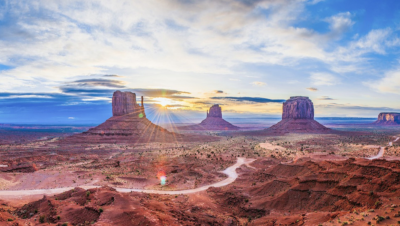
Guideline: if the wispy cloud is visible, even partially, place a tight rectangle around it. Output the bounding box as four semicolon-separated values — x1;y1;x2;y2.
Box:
131;88;191;97
66;79;126;88
317;103;400;112
317;96;335;100
210;96;285;103
310;72;339;86
1;0;400;121
325;12;354;38
366;69;400;95
251;81;266;86
1;0;386;93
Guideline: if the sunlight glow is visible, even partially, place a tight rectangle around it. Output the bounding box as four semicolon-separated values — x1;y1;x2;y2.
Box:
154;97;172;107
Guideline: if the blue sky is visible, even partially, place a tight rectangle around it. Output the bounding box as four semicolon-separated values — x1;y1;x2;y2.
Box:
1;0;400;124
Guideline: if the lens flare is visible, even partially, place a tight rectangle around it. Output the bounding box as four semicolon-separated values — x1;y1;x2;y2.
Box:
160;176;167;185
157;171;167;186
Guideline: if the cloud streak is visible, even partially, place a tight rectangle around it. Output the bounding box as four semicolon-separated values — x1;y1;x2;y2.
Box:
211;96;285;103
306;87;318;92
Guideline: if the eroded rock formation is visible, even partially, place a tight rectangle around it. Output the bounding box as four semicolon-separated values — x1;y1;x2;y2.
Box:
373;112;400;125
179;104;239;130
0;162;38;173
112;91;145;117
207;105;222;118
282;96;314;119
60;91;218;143
267;96;330;133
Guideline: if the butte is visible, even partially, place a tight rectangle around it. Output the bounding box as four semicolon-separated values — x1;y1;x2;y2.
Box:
59;91;218;144
373;112;400;125
239;96;331;136
266;96;330;134
178;104;239;130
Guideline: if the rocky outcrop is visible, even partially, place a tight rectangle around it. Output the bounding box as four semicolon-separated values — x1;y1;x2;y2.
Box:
60;91;218;143
373;112;400;125
207;105;222;118
81;91;170;139
282;96;314;119
179;104;239;130
267;96;330;134
112;91;145;117
0;162;38;173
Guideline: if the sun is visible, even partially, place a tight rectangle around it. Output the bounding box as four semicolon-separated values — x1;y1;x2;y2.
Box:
154;97;171;107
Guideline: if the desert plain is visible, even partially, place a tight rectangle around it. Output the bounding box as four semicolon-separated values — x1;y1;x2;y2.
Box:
1;120;400;226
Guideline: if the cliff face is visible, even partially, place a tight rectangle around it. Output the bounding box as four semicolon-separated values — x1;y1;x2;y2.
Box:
267;96;329;133
282;96;314;119
112;91;145;117
112;91;137;116
207;105;222;118
374;112;400;125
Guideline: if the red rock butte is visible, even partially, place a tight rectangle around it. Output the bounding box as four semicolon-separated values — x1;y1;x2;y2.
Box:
178;104;239;130
373;112;400;125
59;91;218;143
267;96;330;133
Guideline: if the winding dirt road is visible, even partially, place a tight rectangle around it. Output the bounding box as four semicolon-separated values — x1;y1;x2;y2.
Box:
0;157;255;198
367;136;399;160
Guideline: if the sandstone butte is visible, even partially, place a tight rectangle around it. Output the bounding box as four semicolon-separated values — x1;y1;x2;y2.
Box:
178;104;240;131
373;112;400;125
266;96;330;134
59;91;218;144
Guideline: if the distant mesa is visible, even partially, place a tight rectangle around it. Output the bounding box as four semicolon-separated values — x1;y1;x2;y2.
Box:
60;91;217;143
373;112;400;125
178;104;240;131
266;96;330;134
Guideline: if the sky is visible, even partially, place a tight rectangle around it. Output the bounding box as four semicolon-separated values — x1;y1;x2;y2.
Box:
1;0;400;124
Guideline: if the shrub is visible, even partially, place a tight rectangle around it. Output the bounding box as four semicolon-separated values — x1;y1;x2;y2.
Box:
39;215;46;223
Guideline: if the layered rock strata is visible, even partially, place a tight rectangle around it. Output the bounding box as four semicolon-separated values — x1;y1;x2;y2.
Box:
179;104;239;130
267;96;330;133
373;112;400;125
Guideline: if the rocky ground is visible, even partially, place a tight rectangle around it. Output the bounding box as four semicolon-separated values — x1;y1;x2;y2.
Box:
1;127;400;225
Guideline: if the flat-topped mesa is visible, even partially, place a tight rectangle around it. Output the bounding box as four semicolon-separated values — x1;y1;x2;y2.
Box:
282;96;314;119
112;91;145;117
207;104;222;118
373;112;400;125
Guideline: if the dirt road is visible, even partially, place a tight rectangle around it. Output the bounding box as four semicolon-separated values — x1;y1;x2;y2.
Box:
0;157;255;198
